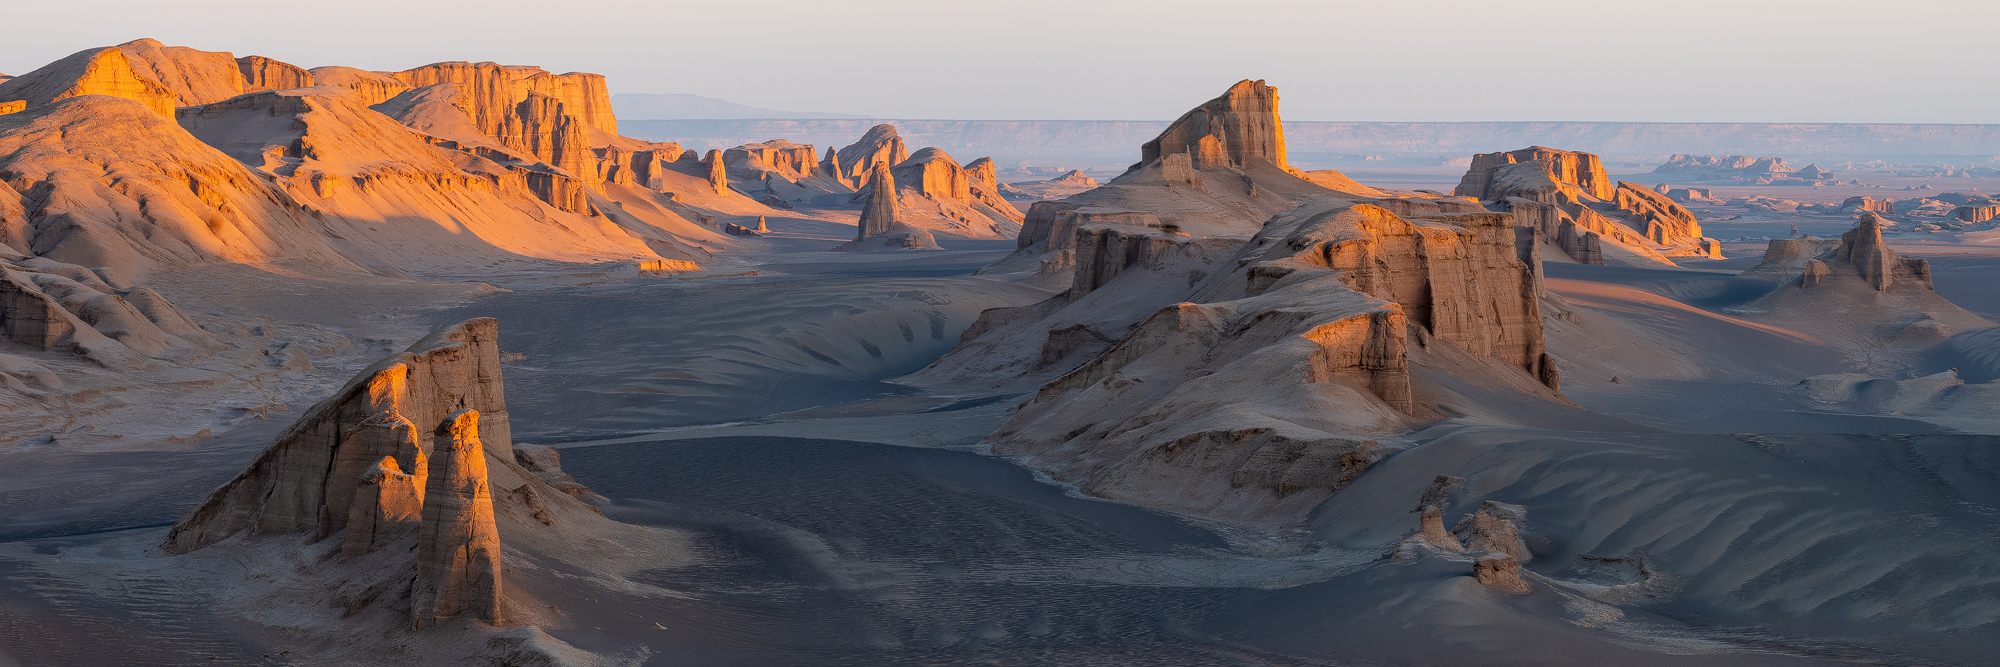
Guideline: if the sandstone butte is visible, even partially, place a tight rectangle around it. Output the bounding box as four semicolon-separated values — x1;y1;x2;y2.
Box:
164;319;515;628
1453;146;1723;265
914;79;1561;527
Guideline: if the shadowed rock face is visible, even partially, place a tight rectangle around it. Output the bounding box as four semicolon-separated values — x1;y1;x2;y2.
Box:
413;409;503;629
856;160;899;240
1829;214;1933;291
162;318;513;555
1140;79;1288;172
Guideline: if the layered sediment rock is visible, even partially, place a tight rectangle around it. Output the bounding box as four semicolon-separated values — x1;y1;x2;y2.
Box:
727;140;818;181
513;93;591;177
0;253;216;368
1455;146;1613;201
1140;79;1288;172
835;124;909;190
1840;196;1894;214
1457;146;1721;264
163;318;514;554
308;66;408;106
237;55;314;92
412;410;503;629
162;319;528;629
113;38;244;106
896;148;973;202
0;46;179;117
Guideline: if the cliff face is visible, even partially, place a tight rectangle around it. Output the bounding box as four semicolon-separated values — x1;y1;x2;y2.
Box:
726;139;818;181
1140;79;1288;172
236;55;314;92
178;87;706;268
389;62;607;178
0;251;218;369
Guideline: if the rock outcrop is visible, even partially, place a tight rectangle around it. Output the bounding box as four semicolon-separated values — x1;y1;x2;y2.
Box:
236;55;314;92
1827;214;1933;291
1474;554;1532;593
0;251;217;368
412;410;504;629
1139;79;1288;172
1746;215;1931;292
834;124;909;190
855;160;897;239
704;149;729;194
0;45;179;118
914;80;1569;524
1456;146;1722;265
163;318;514;555
309;66;409;106
162;319;522;629
1455;146;1613;201
112;38;246;106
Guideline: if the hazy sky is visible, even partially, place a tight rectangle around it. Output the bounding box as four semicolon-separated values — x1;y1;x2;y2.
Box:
6;0;1993;123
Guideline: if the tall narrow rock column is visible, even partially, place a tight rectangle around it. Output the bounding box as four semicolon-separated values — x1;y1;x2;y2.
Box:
412;410;503;629
704;149;728;195
855;159;898;240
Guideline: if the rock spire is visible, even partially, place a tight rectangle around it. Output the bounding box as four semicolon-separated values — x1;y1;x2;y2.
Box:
705;149;728;194
412;410;504;629
856;159;899;240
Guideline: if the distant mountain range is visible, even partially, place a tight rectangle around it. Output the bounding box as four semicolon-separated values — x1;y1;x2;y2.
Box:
610;93;867;120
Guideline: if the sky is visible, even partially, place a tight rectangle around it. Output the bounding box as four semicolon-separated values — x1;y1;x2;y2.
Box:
5;0;1994;123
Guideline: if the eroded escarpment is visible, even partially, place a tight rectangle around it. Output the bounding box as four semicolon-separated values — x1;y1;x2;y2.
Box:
914;80;1566;524
1456;146;1723;265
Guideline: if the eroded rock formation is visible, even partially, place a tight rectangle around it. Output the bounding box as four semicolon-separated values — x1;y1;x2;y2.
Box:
412;410;503;629
855;160;899;239
834;124;909;190
237;55;314;92
309;66;408;106
1140;79;1288;172
1457;146;1722;265
1828;214;1933;291
163;318;514;554
0;46;179;117
160;319;533;629
915;80;1567;524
